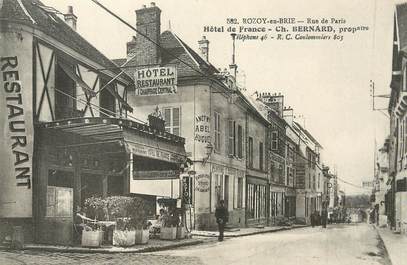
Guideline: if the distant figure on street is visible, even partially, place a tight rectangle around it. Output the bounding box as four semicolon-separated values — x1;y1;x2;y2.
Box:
215;200;228;241
321;208;328;228
311;211;316;227
315;211;321;226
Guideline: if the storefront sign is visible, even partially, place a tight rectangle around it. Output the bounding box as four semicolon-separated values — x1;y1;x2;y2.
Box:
135;66;177;96
182;176;192;204
195;174;210;192
194;114;211;143
0;31;34;218
133;170;180;180
130;142;185;163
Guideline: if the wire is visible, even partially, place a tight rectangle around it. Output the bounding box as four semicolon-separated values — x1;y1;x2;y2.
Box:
89;0;230;92
53;87;147;124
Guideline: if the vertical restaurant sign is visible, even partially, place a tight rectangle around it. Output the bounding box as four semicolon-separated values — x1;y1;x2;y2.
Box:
0;31;34;218
134;66;177;96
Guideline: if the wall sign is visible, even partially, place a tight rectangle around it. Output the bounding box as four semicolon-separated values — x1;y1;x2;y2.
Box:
133;170;180;180
194;114;211;143
195;174;210;192
130;142;185;163
0;31;34;218
135;66;177;96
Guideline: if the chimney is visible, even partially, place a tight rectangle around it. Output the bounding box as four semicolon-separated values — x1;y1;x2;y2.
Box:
126;36;137;60
198;36;210;62
64;6;77;31
134;3;161;65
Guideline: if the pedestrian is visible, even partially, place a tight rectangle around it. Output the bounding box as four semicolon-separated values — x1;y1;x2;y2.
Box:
321;208;328;228
315;211;321;226
311;211;315;227
215;200;228;241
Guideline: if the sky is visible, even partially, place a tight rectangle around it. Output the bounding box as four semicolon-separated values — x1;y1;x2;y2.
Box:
42;0;397;195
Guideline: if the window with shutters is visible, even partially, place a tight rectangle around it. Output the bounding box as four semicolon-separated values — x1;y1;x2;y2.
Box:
163;107;180;136
228;119;234;156
259;142;264;170
214;112;221;152
271;131;278;151
237;125;243;158
248;137;253;168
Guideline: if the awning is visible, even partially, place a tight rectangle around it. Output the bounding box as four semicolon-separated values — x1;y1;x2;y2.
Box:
36;117;186;163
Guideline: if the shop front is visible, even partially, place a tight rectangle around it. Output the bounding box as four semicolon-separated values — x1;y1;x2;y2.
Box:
246;176;268;227
34;117;186;245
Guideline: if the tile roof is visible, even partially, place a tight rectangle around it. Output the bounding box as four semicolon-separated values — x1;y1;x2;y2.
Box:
396;3;407;52
122;30;219;78
0;0;132;84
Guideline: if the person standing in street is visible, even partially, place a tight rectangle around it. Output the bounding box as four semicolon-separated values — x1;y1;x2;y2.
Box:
215;200;228;241
321;208;328;228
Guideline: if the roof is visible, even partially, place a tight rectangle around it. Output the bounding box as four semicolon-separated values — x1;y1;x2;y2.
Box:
0;0;132;83
122;30;219;78
293;121;323;149
396;2;407;52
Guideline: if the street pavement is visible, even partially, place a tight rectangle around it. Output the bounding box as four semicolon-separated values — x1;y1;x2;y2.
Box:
0;223;390;265
159;223;391;265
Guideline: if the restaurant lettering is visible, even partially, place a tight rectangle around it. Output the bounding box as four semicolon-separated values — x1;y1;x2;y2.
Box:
1;56;31;188
135;66;177;96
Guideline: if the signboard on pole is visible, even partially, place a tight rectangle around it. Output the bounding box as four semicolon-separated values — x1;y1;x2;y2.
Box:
134;66;177;96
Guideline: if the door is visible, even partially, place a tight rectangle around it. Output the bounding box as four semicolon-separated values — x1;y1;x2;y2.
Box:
224;175;229;209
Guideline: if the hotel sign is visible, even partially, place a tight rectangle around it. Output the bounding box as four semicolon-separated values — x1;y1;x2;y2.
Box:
135;66;177;96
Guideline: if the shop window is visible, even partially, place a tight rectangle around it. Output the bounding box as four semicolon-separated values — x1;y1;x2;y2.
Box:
164;107;181;136
46;186;73;218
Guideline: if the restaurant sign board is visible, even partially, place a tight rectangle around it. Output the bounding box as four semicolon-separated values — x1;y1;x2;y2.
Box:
134;66;177;96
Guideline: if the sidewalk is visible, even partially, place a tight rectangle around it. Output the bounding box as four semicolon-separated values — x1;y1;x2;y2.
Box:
375;226;407;265
192;224;308;238
0;238;208;254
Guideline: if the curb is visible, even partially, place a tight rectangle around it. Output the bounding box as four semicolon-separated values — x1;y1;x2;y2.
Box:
192;225;308;238
372;226;394;265
0;239;205;254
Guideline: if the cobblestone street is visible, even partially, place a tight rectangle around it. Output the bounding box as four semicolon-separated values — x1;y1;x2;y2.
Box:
0;251;204;265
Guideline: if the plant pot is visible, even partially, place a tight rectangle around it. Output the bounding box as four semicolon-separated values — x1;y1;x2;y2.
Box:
82;230;104;248
160;227;177;240
135;229;149;244
113;230;136;247
176;226;186;239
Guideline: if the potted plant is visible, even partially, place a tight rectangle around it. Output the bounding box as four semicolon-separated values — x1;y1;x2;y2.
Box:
82;197;105;247
176;223;186;239
127;197;149;244
160;212;179;240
